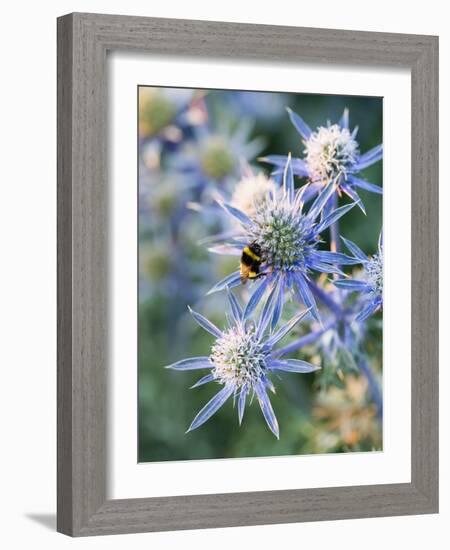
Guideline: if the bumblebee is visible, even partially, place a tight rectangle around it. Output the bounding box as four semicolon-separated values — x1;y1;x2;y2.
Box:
240;242;266;283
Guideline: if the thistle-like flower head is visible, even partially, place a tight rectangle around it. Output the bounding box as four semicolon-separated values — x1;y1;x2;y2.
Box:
231;172;277;217
207;157;360;321
304;123;359;182
210;324;267;388
333;232;383;321
200;136;236;179
246;191;310;271
139;88;201;141
260;108;383;212
175;117;265;187
364;252;383;297
165;288;320;438
139;88;177;138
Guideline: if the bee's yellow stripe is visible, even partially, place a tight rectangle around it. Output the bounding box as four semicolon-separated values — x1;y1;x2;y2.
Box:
243;246;261;261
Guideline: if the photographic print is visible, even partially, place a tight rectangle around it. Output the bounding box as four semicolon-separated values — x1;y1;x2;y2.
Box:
138;86;383;462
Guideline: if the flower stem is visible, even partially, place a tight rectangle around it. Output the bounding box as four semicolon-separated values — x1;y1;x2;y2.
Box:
329;188;341;254
274;318;336;356
358;356;383;420
308;280;344;318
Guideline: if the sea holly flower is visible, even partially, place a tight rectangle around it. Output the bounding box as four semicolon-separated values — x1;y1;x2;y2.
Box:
333;234;383;321
139;88;206;143
165;288;319;438
187;164;278;229
230;170;278;218
174;117;265;187
304;121;359;183
206;157;360;321
260;108;383;211
200;169;278;246
139;88;179;139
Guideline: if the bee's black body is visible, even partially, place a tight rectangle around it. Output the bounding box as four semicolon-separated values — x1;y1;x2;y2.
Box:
240;242;265;283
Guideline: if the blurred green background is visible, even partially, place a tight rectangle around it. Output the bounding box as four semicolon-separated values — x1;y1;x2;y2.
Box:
138;88;382;462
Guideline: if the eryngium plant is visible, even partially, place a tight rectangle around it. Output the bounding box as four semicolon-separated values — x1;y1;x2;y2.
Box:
166;288;319;438
333;233;383;321
146;92;384;444
261;108;383;212
206;156;360;321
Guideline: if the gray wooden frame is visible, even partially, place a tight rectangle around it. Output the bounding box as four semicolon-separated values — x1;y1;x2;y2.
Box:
57;12;439;537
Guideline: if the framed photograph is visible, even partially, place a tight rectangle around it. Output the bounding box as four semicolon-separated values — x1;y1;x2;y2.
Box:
57;13;438;536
